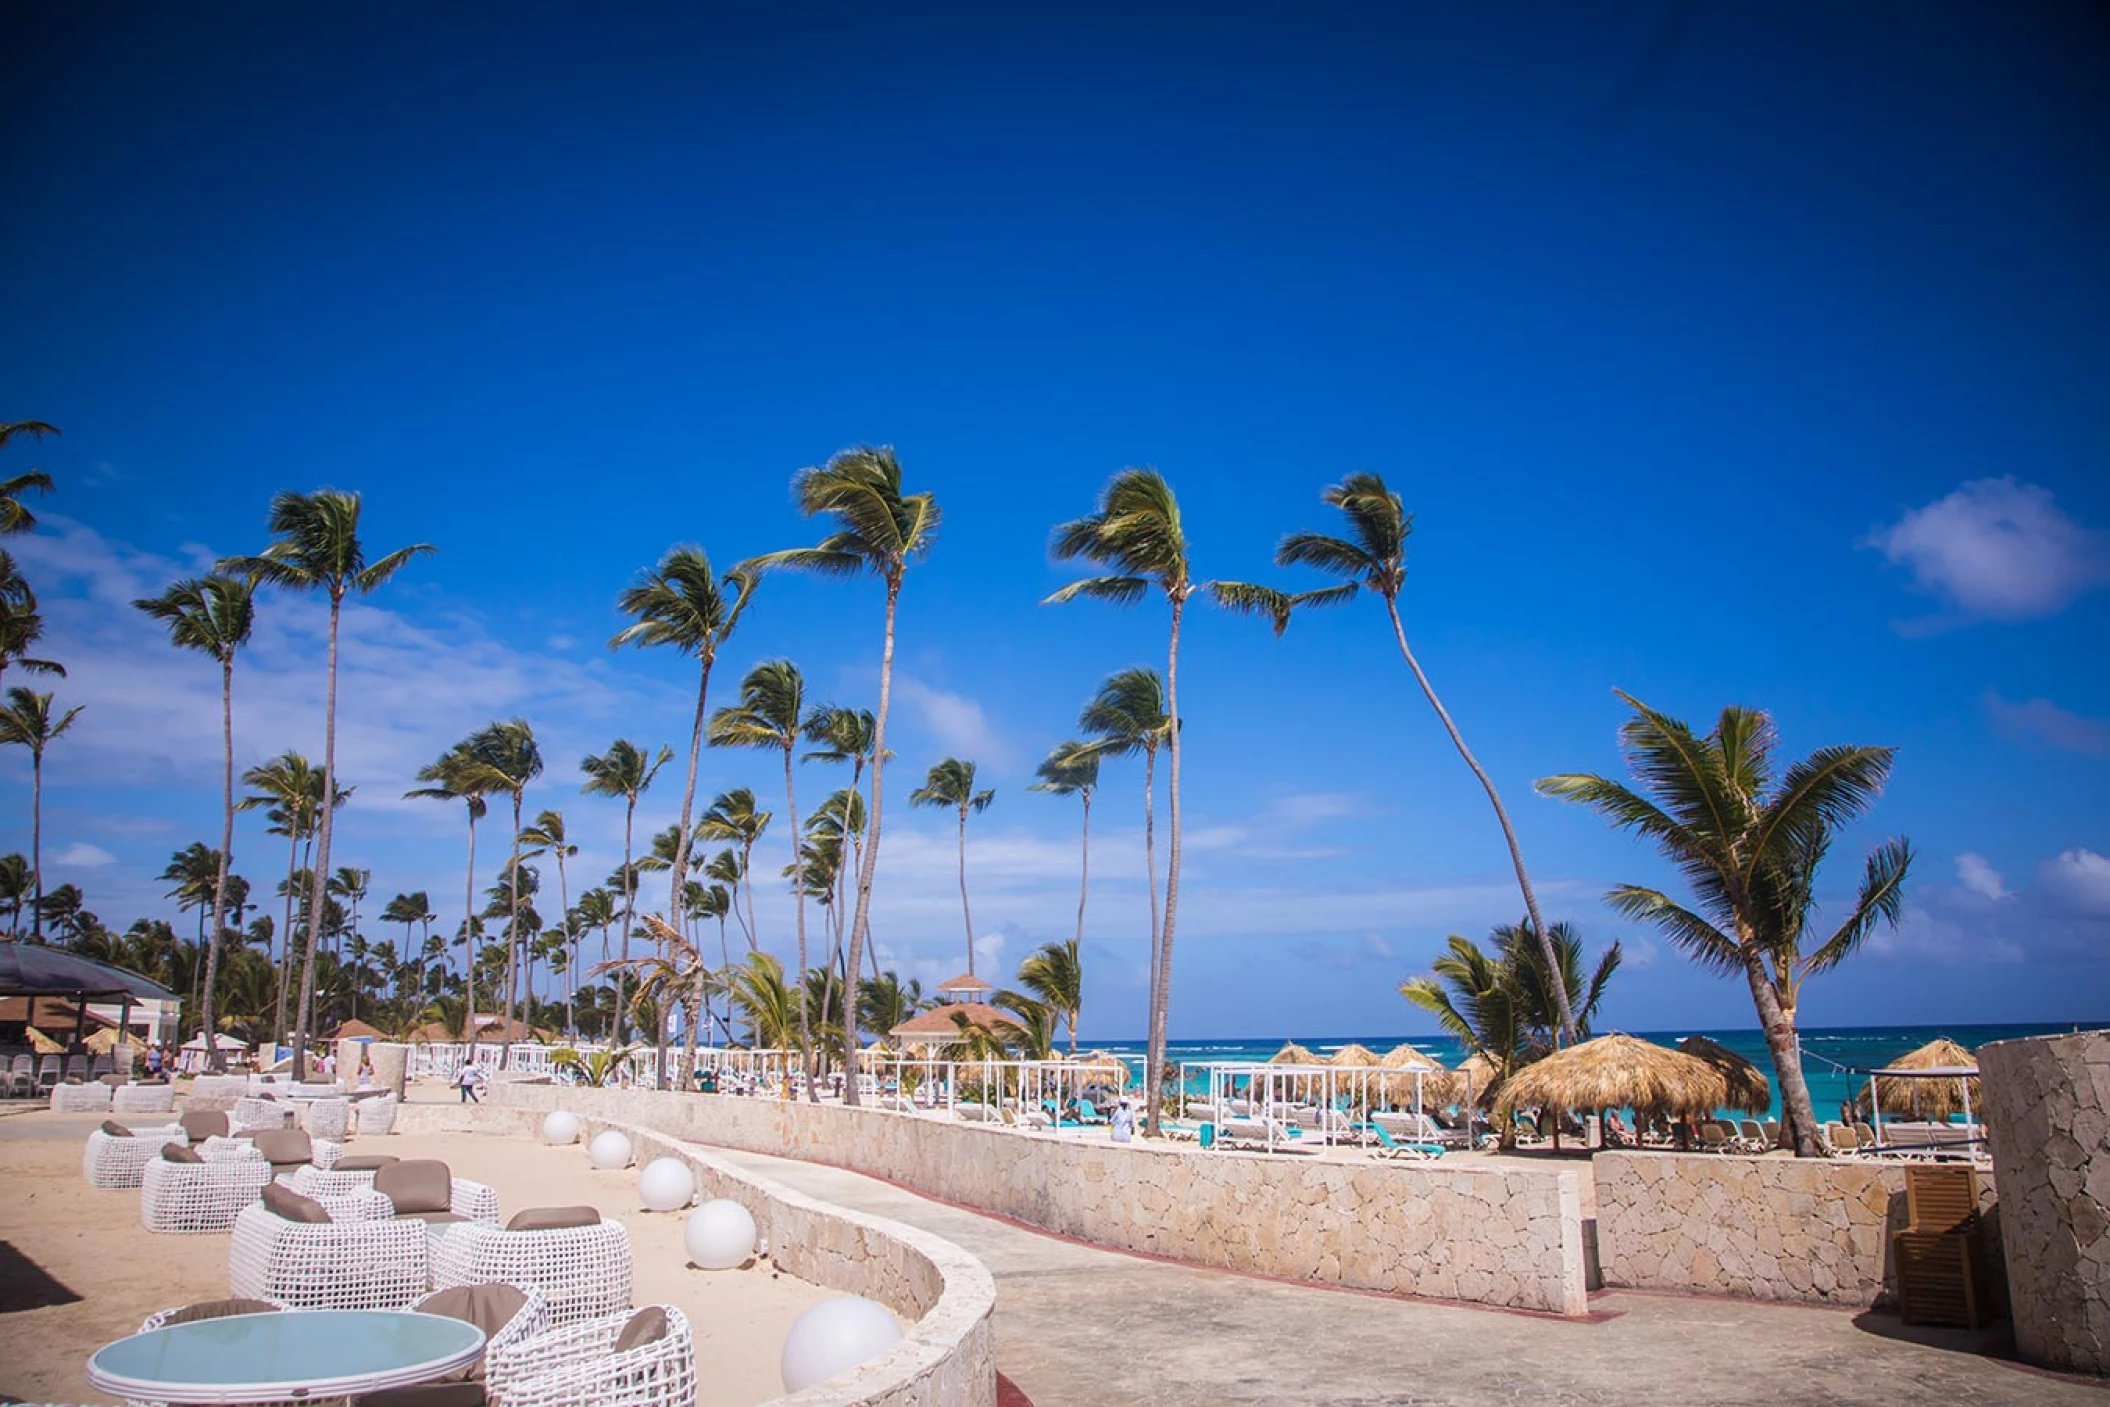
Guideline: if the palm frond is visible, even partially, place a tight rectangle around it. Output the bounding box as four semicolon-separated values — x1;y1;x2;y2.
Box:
1604;885;1744;977
1801;837;1913;976
1042;575;1149;607
1203;580;1294;636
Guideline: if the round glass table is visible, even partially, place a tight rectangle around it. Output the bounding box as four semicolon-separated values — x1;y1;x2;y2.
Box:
87;1308;485;1404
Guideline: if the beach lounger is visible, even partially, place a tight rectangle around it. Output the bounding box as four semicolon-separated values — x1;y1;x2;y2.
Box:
433;1212;634;1325
141;1145;274;1233
1365;1121;1442;1160
487;1304;697;1407
228;1189;430;1310
1738;1119;1769;1152
1219;1116;1298;1150
1076;1098;1110;1125
1697;1122;1730;1153
1820;1122;1856;1156
1763;1119;1783;1149
1853;1121;1881;1152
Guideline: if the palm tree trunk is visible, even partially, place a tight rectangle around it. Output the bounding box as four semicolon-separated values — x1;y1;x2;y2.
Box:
785;745;816;1102
618;801;636;1046
292;595;343;1079
28;751;41;943
840;575;900;1108
1148;596;1185;1136
1744;956;1822;1156
1142;745;1160;1074
554;848;573;1040
274;833;297;1048
670;658;715;954
956;807;975;976
1381;595;1577;1046
501;793;523;1068
1073;791;1090;1058
741;841;760;955
462;808;479;1061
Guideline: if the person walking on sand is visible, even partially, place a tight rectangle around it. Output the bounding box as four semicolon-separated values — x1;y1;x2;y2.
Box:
458;1059;484;1104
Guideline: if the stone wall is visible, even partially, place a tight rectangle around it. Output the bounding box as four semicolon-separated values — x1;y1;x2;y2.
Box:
1982;1029;2110;1375
490;1084;1591;1316
394;1101;998;1407
1595;1151;1998;1306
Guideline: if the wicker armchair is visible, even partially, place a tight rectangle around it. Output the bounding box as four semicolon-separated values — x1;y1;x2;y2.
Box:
83;1123;187;1189
354;1091;400;1135
413;1281;551;1362
140;1150;273;1232
431;1218;632;1325
227;1200;430;1310
305;1097;352;1140
52;1081;113;1112
374;1159;500;1226
113;1083;177;1115
231;1096;296;1136
487;1305;694;1407
281;1163;382;1200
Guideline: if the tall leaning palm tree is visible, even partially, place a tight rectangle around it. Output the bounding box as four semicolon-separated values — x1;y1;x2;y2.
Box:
580;739;670;1049
407;744;493;1054
518;810;578;1036
133;574;255;1068
1278;472;1577;1045
909;758;996;978
458;719;541;1059
221;490;432;1075
1048;469;1288;1133
742;446;938;1106
1029;740;1100;990
706;659;819;1097
1537;693;1912;1156
611;548;756;962
0;420;58;534
0;687;82;943
1079;668;1169;1050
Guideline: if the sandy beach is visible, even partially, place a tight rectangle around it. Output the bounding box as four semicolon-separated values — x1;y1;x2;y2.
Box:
0;1108;832;1407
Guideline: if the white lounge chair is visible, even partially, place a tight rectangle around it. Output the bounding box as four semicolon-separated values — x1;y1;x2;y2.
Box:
113;1083;177;1115
83;1121;188;1189
432;1211;634;1325
228;1191;430;1310
304;1097;351;1140
140;1147;274;1233
488;1304;695;1407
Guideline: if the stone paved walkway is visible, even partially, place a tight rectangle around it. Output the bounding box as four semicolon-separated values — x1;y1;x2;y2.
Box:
707;1144;2101;1407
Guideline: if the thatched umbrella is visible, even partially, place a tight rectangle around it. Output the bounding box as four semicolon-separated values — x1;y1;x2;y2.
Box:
1495;1034;1727;1123
1378;1042;1444;1105
1329;1042;1381;1068
1454;1051;1500;1107
1268;1041;1318;1066
1870;1037;1979;1121
1677;1034;1771;1114
1076;1051;1133;1087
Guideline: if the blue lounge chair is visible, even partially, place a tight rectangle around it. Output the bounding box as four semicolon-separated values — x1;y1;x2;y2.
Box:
1365;1121;1443;1160
1076;1098;1110;1125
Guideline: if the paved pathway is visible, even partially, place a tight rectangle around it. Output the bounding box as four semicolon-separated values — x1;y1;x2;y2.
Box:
708;1144;2098;1407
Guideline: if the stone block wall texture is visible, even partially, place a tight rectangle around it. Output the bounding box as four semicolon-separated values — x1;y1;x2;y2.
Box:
393;1101;998;1407
1595;1151;1999;1307
491;1084;1591;1316
1983;1029;2110;1375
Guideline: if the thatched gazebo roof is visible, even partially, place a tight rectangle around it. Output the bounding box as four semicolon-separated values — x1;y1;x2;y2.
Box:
1495;1034;1727;1120
1677;1035;1771;1114
1870;1037;1980;1120
1075;1051;1133;1087
1453;1051;1500;1106
1269;1042;1318;1066
1378;1042;1445;1103
1329;1043;1381;1068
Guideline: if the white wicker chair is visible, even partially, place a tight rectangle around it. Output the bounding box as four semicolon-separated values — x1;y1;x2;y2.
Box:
305;1097;352;1139
431;1219;632;1325
140;1152;273;1233
280;1163;380;1200
199;1135;267;1160
412;1281;551;1361
52;1081;113;1112
138;1296;292;1332
488;1305;694;1407
188;1073;247;1099
83;1124;187;1189
227;1201;431;1310
231;1096;295;1136
354;1091;399;1135
113;1083;177;1115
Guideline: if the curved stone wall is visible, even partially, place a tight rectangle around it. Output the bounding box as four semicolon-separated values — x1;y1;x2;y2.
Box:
488;1084;1591;1316
393;1101;997;1407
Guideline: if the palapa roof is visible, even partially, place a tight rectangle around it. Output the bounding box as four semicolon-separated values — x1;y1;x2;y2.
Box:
1328;1043;1382;1067
1268;1041;1319;1066
1869;1037;1980;1120
1454;1052;1500;1106
1495;1033;1727;1120
1378;1042;1447;1102
1677;1034;1772;1114
889;1002;1009;1041
324;1018;389;1041
1073;1051;1133;1086
935;972;993;995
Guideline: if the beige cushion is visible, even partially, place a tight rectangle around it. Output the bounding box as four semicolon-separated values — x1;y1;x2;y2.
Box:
179;1110;229;1141
162;1297;283;1326
397;1210;469;1226
100;1119;134;1137
505;1205;599;1232
355;1383;485;1407
376;1159;452;1215
161;1143;204;1164
260;1183;332;1224
251;1129;313;1168
613;1305;668;1353
418;1283;526;1379
335;1154;400;1173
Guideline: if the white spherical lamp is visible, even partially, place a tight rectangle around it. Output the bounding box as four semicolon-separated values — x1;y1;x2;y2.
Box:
638;1156;695;1213
780;1296;903;1393
685;1198;757;1269
587;1129;633;1170
541;1110;582;1146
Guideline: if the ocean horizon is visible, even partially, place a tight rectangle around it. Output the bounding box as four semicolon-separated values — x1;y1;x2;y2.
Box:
1074;1021;2103;1120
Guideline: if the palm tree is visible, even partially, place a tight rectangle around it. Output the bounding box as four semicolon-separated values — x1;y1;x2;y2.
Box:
697;791;769;953
0;687;82;942
611;547;757;969
1278;472;1577;1045
0;852;31;935
1029;740;1099;989
728;950;798;1059
1017;938;1084;1055
0;553;64;687
1047;468;1289;1133
1077;666;1169;1097
858;971;924;1041
240;751;341;1046
572;886;618;1002
688;881;734;1042
159;842;221;1015
132;573;254;1069
580;739;670;1048
220;490;432;1075
1537;693;1912;1156
0;420;58;534
742;446;939;1106
407;743;494;1054
708;660;821;1095
909;758;996;978
457;719;541;1057
518;810;578;1036
381;891;435;1008
803;704;884;1035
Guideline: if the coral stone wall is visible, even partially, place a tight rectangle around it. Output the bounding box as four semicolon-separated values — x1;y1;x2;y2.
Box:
491;1084;1591;1316
1982;1029;2110;1375
1595;1151;1997;1306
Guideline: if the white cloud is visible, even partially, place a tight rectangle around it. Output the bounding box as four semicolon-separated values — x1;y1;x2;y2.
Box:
50;843;117;868
1954;852;2010;902
893;678;1011;769
2041;849;2110;917
1273;792;1371;827
1867;477;2107;625
1985;691;2110;758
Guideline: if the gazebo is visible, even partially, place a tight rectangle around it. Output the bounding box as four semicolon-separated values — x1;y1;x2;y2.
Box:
0;941;177;1056
887;972;1008;1047
1496;1033;1728;1147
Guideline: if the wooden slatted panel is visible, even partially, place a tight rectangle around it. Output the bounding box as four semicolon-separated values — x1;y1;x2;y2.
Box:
1904;1165;1979;1233
1894;1231;1983;1328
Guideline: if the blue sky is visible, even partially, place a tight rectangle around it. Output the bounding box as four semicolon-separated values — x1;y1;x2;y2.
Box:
4;2;2107;1037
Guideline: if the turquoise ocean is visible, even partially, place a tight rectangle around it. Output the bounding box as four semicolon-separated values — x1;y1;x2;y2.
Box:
1083;1023;2101;1121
